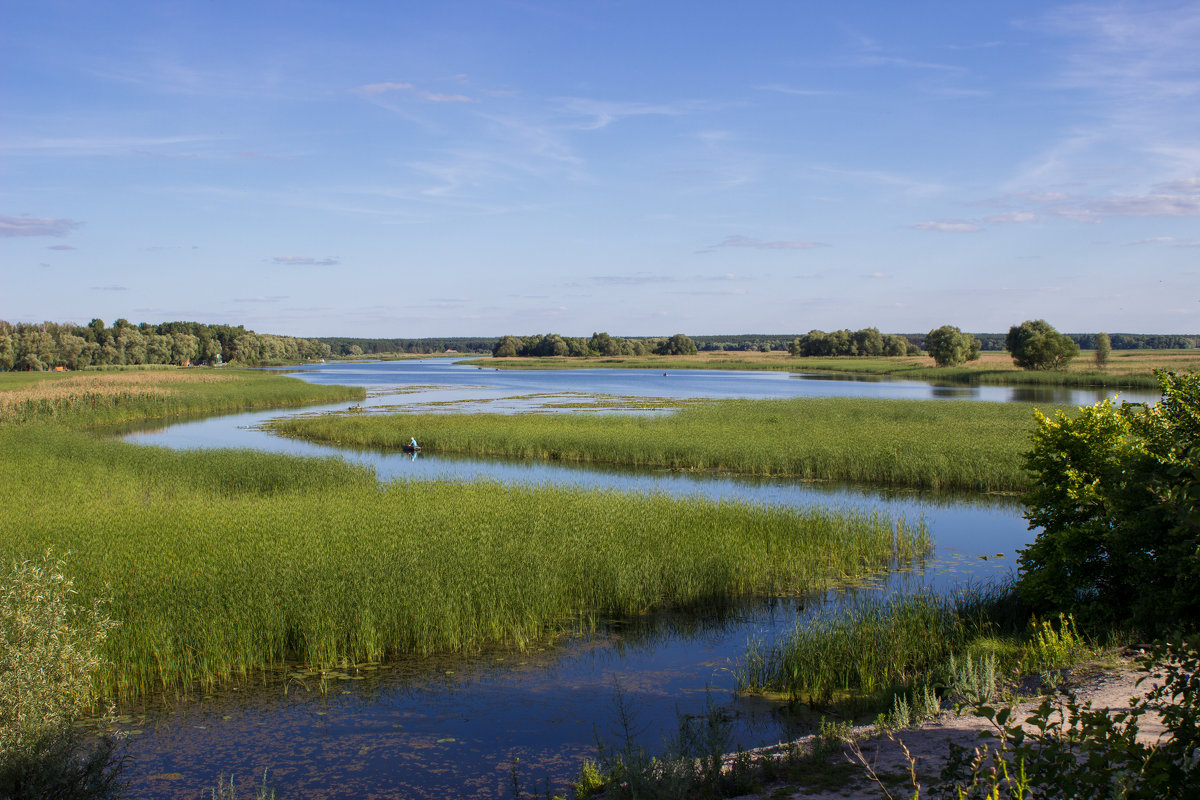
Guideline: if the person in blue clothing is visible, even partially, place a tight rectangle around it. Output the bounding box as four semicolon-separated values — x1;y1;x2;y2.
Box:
409;436;419;449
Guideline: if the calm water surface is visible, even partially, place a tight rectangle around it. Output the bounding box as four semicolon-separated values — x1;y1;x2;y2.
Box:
117;359;1099;799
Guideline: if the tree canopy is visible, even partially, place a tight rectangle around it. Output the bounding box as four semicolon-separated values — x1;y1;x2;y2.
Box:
787;328;916;357
0;319;332;371
924;325;981;367
1005;319;1080;370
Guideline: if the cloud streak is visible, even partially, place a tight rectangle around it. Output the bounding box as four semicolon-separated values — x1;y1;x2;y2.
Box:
700;235;830;252
910;219;983;233
272;256;340;267
353;81;474;103
0;216;83;237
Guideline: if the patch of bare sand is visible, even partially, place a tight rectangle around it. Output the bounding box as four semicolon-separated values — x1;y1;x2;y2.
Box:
731;654;1166;800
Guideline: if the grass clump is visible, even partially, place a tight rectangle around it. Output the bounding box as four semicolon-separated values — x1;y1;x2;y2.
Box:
738;591;968;709
271;396;1047;492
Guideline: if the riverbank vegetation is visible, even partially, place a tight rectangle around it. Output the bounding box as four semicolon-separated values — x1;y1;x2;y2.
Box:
0;367;363;427
463;348;1199;389
1;371;930;701
0;319;338;370
271;396;1051;492
582;370;1199;799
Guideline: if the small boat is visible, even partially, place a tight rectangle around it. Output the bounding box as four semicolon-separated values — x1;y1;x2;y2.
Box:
402;443;421;453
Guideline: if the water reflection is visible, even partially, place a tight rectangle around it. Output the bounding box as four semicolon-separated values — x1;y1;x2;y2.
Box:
114;360;1055;798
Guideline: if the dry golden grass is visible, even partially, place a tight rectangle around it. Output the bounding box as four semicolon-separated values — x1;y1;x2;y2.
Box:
0;370;233;412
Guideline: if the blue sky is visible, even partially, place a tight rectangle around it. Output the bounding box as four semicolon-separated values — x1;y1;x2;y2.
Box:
2;1;1197;338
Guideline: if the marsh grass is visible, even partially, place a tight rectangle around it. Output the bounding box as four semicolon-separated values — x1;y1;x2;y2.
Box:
270;396;1047;491
737;583;1025;713
0;368;363;427
0;420;930;699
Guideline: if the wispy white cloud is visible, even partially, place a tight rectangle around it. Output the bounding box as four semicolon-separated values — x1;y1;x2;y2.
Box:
0;215;83;237
592;273;676;286
1127;236;1200;247
233;296;288;303
47;244;77;250
1055;182;1200;221
808;165;947;198
699;235;830;253
558;98;687;130
910;219;983;233
272;256;340;267
1;134;218;157
983;211;1038;223
353;81;475;103
755;84;839;97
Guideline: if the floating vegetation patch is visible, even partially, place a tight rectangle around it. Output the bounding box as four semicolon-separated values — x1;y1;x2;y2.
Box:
269;396;1048;491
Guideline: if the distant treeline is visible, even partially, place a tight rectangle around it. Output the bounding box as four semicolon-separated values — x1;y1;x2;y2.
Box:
0;319;332;371
317;337;495;356
787;328;922;357
492;332;697;357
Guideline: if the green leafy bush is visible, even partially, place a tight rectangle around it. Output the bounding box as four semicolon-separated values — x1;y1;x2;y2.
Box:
0;553;125;798
1018;370;1200;633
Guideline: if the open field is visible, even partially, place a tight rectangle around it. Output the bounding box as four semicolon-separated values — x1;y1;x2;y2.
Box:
271;396;1052;492
1;372;929;700
462;349;1200;389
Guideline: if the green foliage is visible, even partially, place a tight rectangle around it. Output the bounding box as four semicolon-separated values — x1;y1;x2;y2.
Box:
655;333;698;356
925;325;981;367
491;332;650;358
787;328;915;358
272;396;1044;492
1095;331;1111;368
1017;370;1200;633
738;592;965;707
0;554;126;799
0;423;927;699
1018;614;1090;676
933;638;1200;799
0;318;332;370
1005;319;1080;371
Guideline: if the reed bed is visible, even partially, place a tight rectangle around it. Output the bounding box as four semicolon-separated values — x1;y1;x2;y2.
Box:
737;588;1011;707
271;397;1047;492
0;368;363;426
0;423;929;699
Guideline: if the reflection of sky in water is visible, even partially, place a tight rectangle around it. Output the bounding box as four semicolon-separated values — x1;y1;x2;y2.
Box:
117;360;1055;798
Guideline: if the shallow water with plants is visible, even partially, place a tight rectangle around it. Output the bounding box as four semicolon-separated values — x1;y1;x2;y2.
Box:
3;361;1062;798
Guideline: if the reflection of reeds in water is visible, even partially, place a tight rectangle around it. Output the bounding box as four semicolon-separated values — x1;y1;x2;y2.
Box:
271;396;1044;492
1;421;929;701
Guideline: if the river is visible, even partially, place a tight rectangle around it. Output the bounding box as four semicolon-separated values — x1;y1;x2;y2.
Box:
114;359;1131;799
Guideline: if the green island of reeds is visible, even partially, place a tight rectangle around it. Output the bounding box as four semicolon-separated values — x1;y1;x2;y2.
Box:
1;369;930;700
269;396;1055;492
461;348;1200;390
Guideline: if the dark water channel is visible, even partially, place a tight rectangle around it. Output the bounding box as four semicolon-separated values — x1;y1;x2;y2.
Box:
115;360;1140;799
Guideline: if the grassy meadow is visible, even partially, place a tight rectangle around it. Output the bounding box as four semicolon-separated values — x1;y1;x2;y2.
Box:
1;369;930;700
271;396;1051;492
